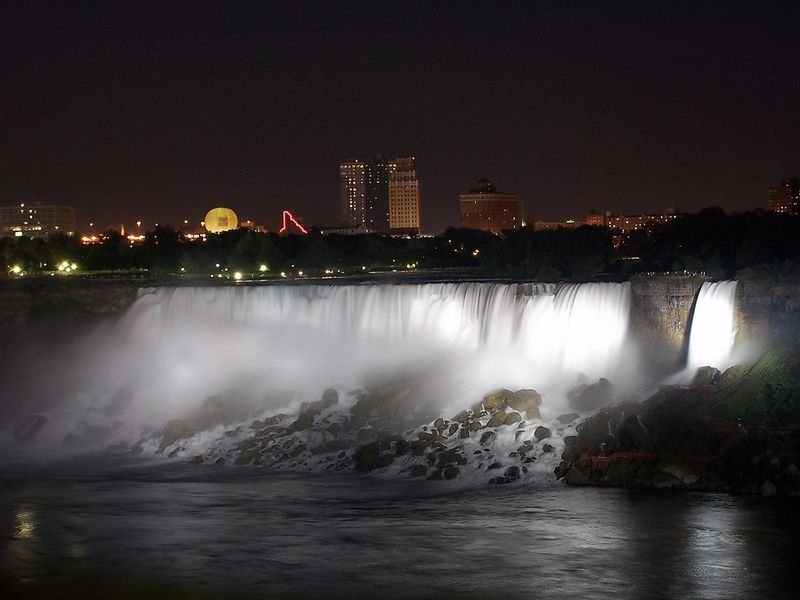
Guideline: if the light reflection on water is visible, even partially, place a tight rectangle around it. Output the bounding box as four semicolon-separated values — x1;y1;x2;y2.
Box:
0;461;798;599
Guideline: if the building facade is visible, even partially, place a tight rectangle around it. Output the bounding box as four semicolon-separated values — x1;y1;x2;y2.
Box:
388;156;420;235
0;203;76;237
459;179;520;234
339;159;366;226
768;178;800;214
365;155;390;232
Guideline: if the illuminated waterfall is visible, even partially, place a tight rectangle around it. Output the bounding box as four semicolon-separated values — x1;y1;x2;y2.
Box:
123;282;631;383
686;281;738;370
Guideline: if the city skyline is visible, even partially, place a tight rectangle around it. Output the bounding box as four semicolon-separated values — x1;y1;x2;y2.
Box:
2;2;799;233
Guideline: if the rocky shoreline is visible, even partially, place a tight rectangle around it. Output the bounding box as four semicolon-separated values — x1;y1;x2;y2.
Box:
8;342;800;498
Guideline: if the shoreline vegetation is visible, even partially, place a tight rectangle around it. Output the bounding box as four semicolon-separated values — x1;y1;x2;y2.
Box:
3;208;800;282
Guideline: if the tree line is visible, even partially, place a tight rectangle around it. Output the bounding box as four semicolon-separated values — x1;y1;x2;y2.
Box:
2;208;799;280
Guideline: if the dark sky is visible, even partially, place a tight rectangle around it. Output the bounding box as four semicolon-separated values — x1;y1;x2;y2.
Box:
2;1;798;234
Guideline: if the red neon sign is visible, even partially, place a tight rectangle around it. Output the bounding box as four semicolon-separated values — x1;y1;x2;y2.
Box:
279;210;308;235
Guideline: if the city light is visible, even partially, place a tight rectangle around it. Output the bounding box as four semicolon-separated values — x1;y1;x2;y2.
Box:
233;272;243;280
259;264;268;272
278;210;309;235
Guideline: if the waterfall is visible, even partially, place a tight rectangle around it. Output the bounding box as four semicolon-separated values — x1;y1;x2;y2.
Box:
122;281;631;379
686;281;738;371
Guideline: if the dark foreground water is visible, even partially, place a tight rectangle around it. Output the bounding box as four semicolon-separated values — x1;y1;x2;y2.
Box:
1;458;798;599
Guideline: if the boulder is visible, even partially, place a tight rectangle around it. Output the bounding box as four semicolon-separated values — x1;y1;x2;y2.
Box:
443;466;460;480
568;378;615;412
13;414;48;443
409;464;427;478
504;412;522;426
480;431;496;445
507;389;542;413
533;426;552;441
557;413;580;425
482;388;513;411
487;412;507;428
692;366;721;386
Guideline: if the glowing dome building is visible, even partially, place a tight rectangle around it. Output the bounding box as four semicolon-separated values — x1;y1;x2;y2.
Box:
204;207;239;233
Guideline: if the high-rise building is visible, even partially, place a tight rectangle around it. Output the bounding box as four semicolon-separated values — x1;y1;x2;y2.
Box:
768;178;800;214
388;157;420;235
0;203;76;238
459;179;520;234
365;155;390;232
339;159;365;226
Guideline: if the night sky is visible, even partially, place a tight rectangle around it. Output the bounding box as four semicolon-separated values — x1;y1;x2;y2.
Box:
2;1;798;234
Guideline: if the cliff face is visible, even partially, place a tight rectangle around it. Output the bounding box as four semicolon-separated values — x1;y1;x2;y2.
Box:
629;276;706;375
0;279;140;333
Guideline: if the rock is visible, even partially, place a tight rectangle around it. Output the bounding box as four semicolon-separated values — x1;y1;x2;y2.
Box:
480;431;496;445
489;465;521;484
506;389;542;413
557;413;580;425
482;388;513;411
615;414;651;450
692;366;721;386
719;365;747;386
418;431;446;442
658;463;700;486
487;462;503;470
190;455;204;464
434;417;446;430
468;421;482;431
533;426;552;441
292;389;339;431
542;443;554;453
159;419;192;451
487;412;507;428
215;457;226;465
444;466;460;480
448;423;459;437
568;378;615;412
437;449;463;467
452;410;471;424
409;464;428;477
759;480;777;498
13;414;48;443
250;419;265;430
504;412;522;426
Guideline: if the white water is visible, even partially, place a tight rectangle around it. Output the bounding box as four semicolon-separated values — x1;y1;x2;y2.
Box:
687;281;739;371
2;281;638;455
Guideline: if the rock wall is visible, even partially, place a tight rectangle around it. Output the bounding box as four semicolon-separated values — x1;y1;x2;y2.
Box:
736;279;800;347
629;275;707;374
0;278;140;333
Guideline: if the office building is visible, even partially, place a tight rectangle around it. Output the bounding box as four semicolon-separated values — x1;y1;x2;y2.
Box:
768;178;800;214
0;203;76;237
339;159;366;226
459;179;520;234
388;157;420;235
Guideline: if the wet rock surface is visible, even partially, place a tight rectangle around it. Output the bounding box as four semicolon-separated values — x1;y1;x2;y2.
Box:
555;346;800;497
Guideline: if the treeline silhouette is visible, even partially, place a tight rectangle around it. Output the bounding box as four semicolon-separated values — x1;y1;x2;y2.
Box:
2;208;799;280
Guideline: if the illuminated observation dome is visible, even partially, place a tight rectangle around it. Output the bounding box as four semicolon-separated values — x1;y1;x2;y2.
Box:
204;207;239;233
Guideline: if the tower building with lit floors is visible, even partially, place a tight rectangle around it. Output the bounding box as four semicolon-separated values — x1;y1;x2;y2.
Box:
388;156;420;235
768;178;800;214
339;159;366;226
365;155;390;232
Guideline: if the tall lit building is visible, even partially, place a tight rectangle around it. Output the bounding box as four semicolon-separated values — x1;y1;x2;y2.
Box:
768;178;799;214
339;159;365;226
459;179;520;234
0;203;76;237
388;156;420;235
365;155;390;232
